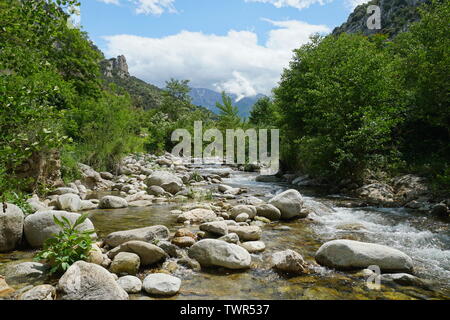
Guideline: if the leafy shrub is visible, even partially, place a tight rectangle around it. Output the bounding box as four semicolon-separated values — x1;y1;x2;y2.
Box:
35;213;95;275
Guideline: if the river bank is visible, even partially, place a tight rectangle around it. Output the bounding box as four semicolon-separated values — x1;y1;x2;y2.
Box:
1;153;449;300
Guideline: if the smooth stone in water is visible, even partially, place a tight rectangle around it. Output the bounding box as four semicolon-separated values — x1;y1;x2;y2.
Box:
24;210;96;248
269;189;305;219
143;273;181;296
98;196;128;209
105;225;169;247
256;204;281;221
56;193;81;212
272;249;309;274
110;252;141;275
19;285;56;300
107;240;167;266
315;239;414;272
229;205;257;219
228;225;262;241
117;275;142;293
188;239;251;269
5;262;48;284
0;203;24;252
240;241;266;253
199;221;228;236
58;261;128;300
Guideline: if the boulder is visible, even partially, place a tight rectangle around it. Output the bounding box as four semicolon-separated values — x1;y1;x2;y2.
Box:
117;275;142;293
356;183;395;205
199;221;228;236
19;285;56;300
0;203;24;252
107;240;167;266
228;225;262;241
188;239;251;269
315;240;414;272
218;233;240;244
177;208;217;224
272;249;309;274
87;244;104;265
110;252;140;275
143;273;181;296
5;262;48;284
235;213;249;222
229;205;257;219
105;225;169;247
100;172;114;180
24;210;96;248
79;200;98;211
148;185;167;196
128;200;153;207
256;204;281;221
146;171;183;194
268;189;305;219
240;241;266;253
56;193;82;211
58;261;128;300
51;187;78;196
98;196;128;209
172;236;196;248
0;276;14;297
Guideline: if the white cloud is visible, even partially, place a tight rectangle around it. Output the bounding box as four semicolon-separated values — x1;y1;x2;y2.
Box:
97;0;120;4
133;0;177;15
103;19;330;97
345;0;371;10
244;0;331;10
96;0;177;15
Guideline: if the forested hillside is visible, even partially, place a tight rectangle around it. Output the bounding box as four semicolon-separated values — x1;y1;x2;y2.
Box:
0;0;213;205
250;0;449;194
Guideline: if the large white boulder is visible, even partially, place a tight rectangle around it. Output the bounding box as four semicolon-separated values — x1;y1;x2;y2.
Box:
58;261;128;300
268;189;305;219
0;203;24;252
143;273;181;296
107;240;167;266
104;225;169;247
188;239;251;269
98;196;128;209
315;240;414;272
24;210;96;248
146;171;183;194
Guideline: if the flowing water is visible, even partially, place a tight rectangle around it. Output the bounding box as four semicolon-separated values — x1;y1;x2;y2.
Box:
1;165;449;300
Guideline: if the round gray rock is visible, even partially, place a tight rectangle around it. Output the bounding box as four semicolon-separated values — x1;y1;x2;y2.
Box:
0;203;24;252
143;273;181;296
188;239;251;269
117;275;142;293
269;189;305;219
58;261;128;300
315;239;414;272
24;210;96;248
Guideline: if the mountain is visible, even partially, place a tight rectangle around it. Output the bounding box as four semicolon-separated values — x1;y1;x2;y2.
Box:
100;55;164;110
332;0;428;38
189;87;266;118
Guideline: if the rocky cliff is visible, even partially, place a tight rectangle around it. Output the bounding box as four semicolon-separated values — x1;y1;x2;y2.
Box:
333;0;429;38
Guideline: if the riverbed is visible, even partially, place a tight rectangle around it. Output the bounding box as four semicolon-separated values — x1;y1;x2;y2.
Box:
1;164;449;300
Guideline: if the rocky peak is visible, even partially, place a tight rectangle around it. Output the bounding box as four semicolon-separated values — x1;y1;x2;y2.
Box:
102;55;130;79
332;0;428;38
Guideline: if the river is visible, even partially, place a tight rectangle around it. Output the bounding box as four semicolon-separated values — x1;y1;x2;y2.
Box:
1;163;449;300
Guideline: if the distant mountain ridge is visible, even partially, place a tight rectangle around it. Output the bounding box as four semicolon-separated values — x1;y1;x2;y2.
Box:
189;87;266;118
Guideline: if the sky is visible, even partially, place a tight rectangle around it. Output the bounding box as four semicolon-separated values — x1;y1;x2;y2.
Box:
77;0;370;98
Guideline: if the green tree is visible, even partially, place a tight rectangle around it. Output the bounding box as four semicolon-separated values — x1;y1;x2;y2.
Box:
216;92;241;129
274;33;407;181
